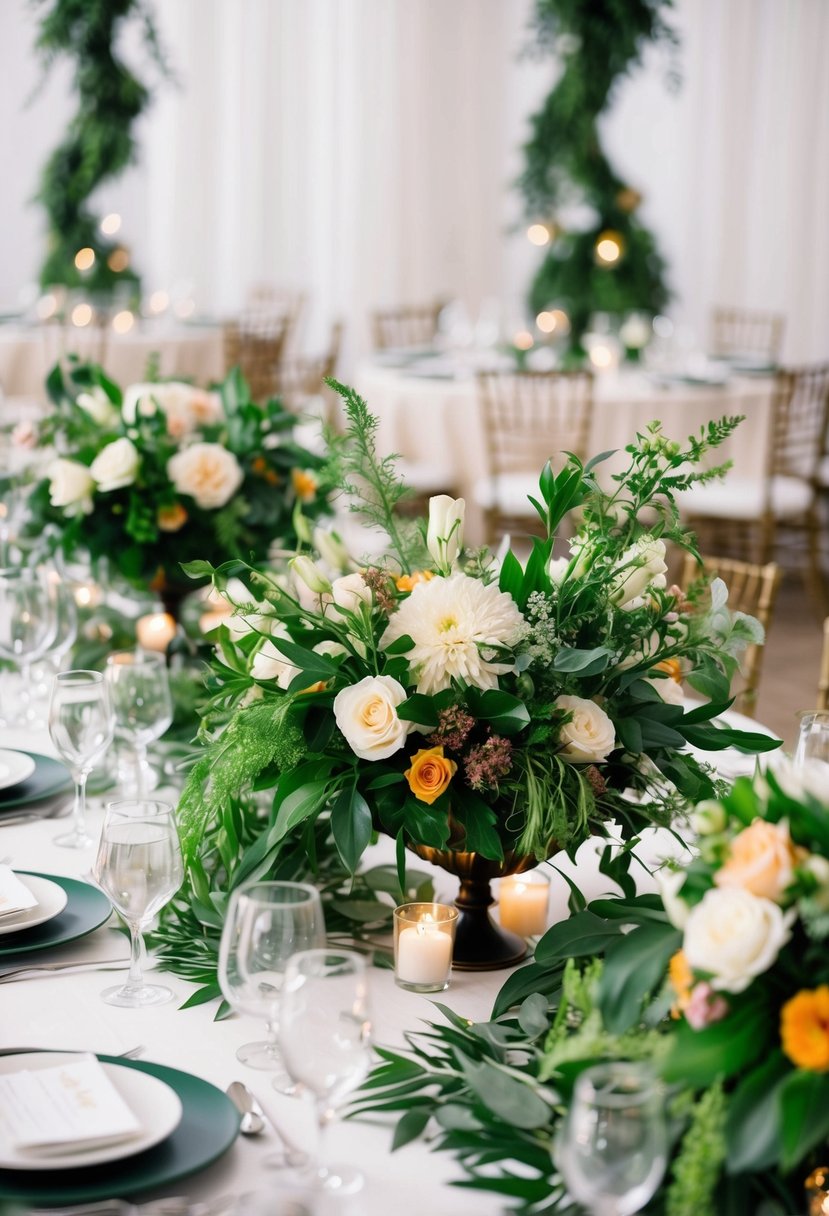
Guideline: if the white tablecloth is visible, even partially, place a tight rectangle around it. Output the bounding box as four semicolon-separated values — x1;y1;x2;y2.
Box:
0;323;225;400
353;362;775;545
0;702;770;1215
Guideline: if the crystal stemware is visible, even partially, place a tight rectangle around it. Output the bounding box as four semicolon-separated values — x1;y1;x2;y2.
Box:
48;669;114;848
556;1062;667;1216
0;566;57;725
92;799;183;1007
105;649;173;798
794;711;829;767
279;948;372;1195
218;881;326;1079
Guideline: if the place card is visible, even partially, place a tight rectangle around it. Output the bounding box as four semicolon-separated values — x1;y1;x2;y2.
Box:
0;866;38;919
0;1055;141;1157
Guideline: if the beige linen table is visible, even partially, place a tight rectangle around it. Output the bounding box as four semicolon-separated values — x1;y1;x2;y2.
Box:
353;361;775;545
0;322;225;400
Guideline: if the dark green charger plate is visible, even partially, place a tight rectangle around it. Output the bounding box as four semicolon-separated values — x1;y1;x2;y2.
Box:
0;752;72;811
0;873;112;961
0;1055;241;1205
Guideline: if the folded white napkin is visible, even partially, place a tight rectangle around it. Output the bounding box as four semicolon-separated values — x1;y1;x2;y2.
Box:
0;866;38;919
0;1054;141;1157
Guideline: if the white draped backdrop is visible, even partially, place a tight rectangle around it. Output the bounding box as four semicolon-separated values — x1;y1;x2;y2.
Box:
1;0;827;366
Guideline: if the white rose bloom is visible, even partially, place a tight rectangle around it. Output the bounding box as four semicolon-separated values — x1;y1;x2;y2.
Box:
609;536;668;608
643;674;685;705
683;887;792;993
426;495;466;569
333;675;412;761
330;573;372;612
548;556;570;585
76;387;117;427
555;694;616;762
227;610;276;641
123;382;223;437
89;437;141;492
762;754;829;805
314;639;348;660
249;627;301;689
658;867;690;929
47;458;95;516
167;443;243;509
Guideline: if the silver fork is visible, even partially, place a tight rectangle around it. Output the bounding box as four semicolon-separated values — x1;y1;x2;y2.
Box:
0;957;128;984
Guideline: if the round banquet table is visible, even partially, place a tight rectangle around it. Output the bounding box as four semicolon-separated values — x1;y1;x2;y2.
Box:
0;321;225;400
353;359;776;546
0;701;775;1215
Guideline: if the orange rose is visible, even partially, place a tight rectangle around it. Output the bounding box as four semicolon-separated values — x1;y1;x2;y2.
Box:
157;503;188;532
668;949;693;1018
405;746;457;805
781;987;829;1071
715;818;803;903
396;570;435;593
292;469;318;502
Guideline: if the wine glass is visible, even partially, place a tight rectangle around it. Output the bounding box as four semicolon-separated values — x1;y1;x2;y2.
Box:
92;799;183;1007
218;881;326;1077
0;566;57;724
48;669;114;848
30;569;79;726
794;711;829;766
105;649;173;798
556;1062;667;1216
279;948;372;1195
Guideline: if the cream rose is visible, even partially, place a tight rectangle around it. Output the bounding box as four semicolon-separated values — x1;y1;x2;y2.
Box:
715;817;801;903
643;674;685;706
609;536;668;608
683;887;792;993
89;437;140;492
47;458;94;516
333;675;412;761
123;382;223;437
76;387;117;427
249;627;301;689
167;443;243;509
330;573;372;612
555;695;616;762
762;755;829;805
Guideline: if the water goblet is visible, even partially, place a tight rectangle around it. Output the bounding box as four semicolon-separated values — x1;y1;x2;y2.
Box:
794;711;829;767
279;948;372;1195
556;1061;667;1216
218;881;326;1078
105;649;173;798
92;799;183;1007
0;565;57;725
48;669;114;848
30;570;79;726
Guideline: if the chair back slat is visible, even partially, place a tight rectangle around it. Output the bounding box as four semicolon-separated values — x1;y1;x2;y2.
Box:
770;363;829;482
710;306;785;362
371;302;443;350
477;369;594;478
818;618;829;711
223;314;290;403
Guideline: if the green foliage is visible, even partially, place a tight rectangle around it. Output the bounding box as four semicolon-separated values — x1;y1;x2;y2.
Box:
31;0;171;295
520;0;677;350
666;1084;727;1216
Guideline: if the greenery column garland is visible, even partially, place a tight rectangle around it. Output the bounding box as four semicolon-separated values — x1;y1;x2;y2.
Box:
32;0;168;297
520;0;677;355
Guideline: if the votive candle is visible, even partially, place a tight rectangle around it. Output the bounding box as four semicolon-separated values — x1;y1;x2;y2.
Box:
136;612;177;653
498;871;550;937
394;902;458;993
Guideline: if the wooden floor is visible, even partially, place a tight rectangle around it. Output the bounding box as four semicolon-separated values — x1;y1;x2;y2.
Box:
751;581;822;748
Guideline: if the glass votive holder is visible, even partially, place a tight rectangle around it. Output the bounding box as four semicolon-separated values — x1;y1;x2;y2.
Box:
393;902;459;993
498;870;550;938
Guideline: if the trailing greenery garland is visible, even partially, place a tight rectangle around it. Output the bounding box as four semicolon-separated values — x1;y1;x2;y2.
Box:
520;0;677;353
31;0;169;296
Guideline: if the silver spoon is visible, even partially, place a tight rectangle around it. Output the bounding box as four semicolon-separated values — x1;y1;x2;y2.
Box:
226;1081;308;1167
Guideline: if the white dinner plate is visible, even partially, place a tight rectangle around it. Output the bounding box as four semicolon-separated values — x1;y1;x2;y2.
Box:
0;874;68;937
0;751;36;792
0;1053;183;1170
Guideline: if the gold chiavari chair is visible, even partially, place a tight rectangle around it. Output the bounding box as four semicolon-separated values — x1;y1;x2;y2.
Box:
222;314;291;403
473;369;594;545
817;618;829;711
272;321;343;418
710;306;785;364
371;301;445;351
680;363;829;613
245;285;305;351
681;553;782;718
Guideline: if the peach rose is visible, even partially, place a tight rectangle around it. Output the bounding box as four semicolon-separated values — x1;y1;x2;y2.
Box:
405;746;457;805
715;818;802;903
158;503;188;532
167;443;243;509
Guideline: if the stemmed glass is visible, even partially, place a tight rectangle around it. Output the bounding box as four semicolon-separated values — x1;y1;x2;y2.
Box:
218;881;326;1077
30;570;79;726
105;649;173;799
555;1062;667;1216
0;566;57;725
794;711;829;766
279;948;372;1196
92;799;183;1007
47;670;114;848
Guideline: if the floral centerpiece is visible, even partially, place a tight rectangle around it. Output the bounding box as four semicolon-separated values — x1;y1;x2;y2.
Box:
355;762;829;1216
176;381;776;966
16;361;330;607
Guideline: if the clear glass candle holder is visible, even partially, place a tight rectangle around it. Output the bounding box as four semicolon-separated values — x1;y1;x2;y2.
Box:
393;902;458;993
498;870;551;938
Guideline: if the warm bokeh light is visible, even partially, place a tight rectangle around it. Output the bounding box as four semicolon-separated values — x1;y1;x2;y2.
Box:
513;329;534;351
149;290;170;314
36;292;58;320
100;213;122;236
589;343;614;369
107;248;130;272
527;223;551;247
71;303;93;327
550;308;571;335
112;309;135;334
174;298;195;318
74;247;95;271
536;310;556;333
594;230;623;265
